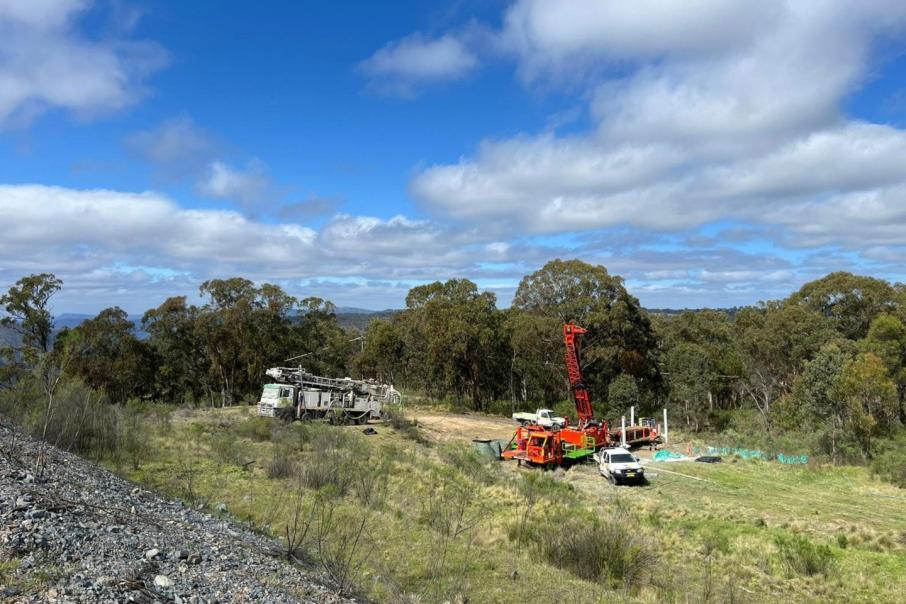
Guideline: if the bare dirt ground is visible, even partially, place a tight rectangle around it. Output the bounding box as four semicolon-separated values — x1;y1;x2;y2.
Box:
405;410;517;444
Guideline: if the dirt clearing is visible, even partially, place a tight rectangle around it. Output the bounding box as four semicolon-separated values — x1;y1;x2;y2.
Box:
406;409;516;444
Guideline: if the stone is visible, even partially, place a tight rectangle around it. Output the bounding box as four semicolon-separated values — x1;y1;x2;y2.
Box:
145;548;160;560
153;574;174;588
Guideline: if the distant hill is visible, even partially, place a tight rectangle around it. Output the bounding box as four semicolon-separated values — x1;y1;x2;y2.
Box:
335;309;398;331
0;324;18;348
644;307;740;319
0;313;148;347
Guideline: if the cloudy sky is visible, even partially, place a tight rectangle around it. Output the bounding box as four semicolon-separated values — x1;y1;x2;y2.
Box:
3;0;906;313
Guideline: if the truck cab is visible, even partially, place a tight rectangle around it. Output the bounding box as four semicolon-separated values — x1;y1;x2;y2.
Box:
595;447;645;485
257;383;296;419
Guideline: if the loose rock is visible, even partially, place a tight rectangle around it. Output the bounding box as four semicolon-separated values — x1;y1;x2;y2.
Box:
0;422;357;603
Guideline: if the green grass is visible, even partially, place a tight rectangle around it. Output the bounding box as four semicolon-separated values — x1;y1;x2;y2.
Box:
107;407;906;604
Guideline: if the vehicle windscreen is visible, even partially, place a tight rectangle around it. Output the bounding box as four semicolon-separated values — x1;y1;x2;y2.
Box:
610;454;635;463
261;386;280;399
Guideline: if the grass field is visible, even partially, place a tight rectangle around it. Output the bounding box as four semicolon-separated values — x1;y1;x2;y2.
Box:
113;406;906;603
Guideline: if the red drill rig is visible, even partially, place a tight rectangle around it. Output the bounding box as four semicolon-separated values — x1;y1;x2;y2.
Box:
502;323;610;466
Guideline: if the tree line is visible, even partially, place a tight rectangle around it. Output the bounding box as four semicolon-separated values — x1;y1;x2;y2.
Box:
2;259;906;466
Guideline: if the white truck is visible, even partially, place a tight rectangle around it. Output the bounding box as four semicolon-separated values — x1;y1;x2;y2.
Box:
595;447;646;485
511;408;567;429
257;367;400;423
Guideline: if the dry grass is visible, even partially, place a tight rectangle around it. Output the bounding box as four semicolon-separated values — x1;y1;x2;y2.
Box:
115;406;906;604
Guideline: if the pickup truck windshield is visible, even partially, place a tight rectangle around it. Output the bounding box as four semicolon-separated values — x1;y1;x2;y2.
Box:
610;454;635;463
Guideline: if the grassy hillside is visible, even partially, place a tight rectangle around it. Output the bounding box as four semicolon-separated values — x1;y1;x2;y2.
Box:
107;407;906;604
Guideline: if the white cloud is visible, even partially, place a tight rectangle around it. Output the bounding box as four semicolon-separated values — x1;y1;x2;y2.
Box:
197;160;279;212
409;0;906;250
0;0;166;127
360;32;478;95
0;185;511;309
500;0;775;81
0;182;883;312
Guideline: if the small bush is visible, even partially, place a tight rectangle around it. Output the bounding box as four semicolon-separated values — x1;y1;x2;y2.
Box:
299;451;352;496
774;534;835;577
266;443;297;479
232;416;273;442
383;409;427;444
351;452;391;508
302;423;355;453
871;433;906;488
440;444;496;485
209;431;245;466
700;529;731;556
118;400;152;470
529;511;657;589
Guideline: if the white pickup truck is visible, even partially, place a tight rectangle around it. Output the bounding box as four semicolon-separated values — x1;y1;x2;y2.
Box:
595;447;646;485
512;408;567;429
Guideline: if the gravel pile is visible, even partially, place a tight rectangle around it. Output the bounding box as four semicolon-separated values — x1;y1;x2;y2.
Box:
0;423;359;603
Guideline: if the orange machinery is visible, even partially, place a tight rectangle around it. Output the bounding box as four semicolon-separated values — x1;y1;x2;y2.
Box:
503;323;609;466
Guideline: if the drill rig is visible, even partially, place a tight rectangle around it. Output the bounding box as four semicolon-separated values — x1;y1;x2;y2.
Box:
502;323;610;466
257;366;401;424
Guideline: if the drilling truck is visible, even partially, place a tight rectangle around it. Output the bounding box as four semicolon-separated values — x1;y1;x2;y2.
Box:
502;324;610;466
257;367;401;423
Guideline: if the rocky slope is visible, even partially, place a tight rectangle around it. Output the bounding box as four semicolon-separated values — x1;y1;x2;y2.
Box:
0;422;358;603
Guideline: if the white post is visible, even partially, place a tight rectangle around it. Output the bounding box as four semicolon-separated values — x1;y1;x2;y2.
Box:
621;415;627;447
630;406;635;426
663;408;669;444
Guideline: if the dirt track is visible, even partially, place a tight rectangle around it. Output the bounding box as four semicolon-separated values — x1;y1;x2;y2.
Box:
406;410;517;444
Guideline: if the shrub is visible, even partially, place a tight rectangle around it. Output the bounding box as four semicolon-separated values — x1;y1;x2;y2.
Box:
440;444;496;485
118;400;152;470
232;416;273;442
302;423;355;453
350;451;392;508
209;431;245;466
299;451;353;495
266;443;297;479
529;511;657;589
774;534;835;577
871;433;906;488
383;408;427;444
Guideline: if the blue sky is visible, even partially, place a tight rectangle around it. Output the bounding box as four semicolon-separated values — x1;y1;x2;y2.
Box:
3;1;906;313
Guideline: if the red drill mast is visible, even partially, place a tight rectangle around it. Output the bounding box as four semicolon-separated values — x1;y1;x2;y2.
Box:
501;323;609;466
564;323;593;428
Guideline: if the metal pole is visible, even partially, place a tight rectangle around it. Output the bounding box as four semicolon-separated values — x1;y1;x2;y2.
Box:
663;408;669;444
630;405;635;426
621;416;627;447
